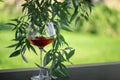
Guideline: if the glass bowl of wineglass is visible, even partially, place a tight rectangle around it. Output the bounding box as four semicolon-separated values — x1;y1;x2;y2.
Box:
26;22;56;80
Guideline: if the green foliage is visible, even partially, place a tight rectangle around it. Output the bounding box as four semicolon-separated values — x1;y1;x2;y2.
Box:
75;3;120;36
8;0;92;78
1;30;120;70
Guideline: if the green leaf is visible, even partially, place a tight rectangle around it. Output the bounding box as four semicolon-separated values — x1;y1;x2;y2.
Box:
21;45;26;54
67;49;75;60
59;63;69;76
26;38;37;55
75;17;80;27
21;2;28;12
10;18;19;22
87;1;94;13
25;39;31;51
70;6;78;22
19;36;26;43
12;25;18;31
50;60;58;73
61;25;72;32
81;13;89;21
60;34;69;46
52;39;59;52
21;54;28;63
52;69;63;78
9;50;21;57
15;42;24;50
6;23;16;26
44;50;52;66
64;46;73;50
35;63;41;68
40;0;44;6
7;43;18;48
35;63;44;69
62;50;68;60
29;45;37;55
72;0;77;8
58;52;66;62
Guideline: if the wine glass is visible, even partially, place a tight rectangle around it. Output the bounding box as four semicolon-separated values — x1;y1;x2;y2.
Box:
26;22;56;80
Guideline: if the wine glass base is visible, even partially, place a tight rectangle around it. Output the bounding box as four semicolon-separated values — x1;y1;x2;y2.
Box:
31;75;51;80
31;75;40;80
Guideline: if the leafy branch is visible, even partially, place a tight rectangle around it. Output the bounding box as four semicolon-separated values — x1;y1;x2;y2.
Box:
8;0;93;78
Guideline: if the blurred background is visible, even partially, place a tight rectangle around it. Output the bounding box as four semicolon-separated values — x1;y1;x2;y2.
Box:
0;0;120;69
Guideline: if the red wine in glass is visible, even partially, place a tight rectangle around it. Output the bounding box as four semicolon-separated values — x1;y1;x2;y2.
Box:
27;36;54;49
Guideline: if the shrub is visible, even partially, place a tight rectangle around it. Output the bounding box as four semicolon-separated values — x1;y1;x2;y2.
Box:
75;3;120;37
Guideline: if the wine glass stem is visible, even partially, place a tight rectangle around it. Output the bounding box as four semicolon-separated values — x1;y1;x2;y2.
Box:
40;48;43;67
39;48;43;79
